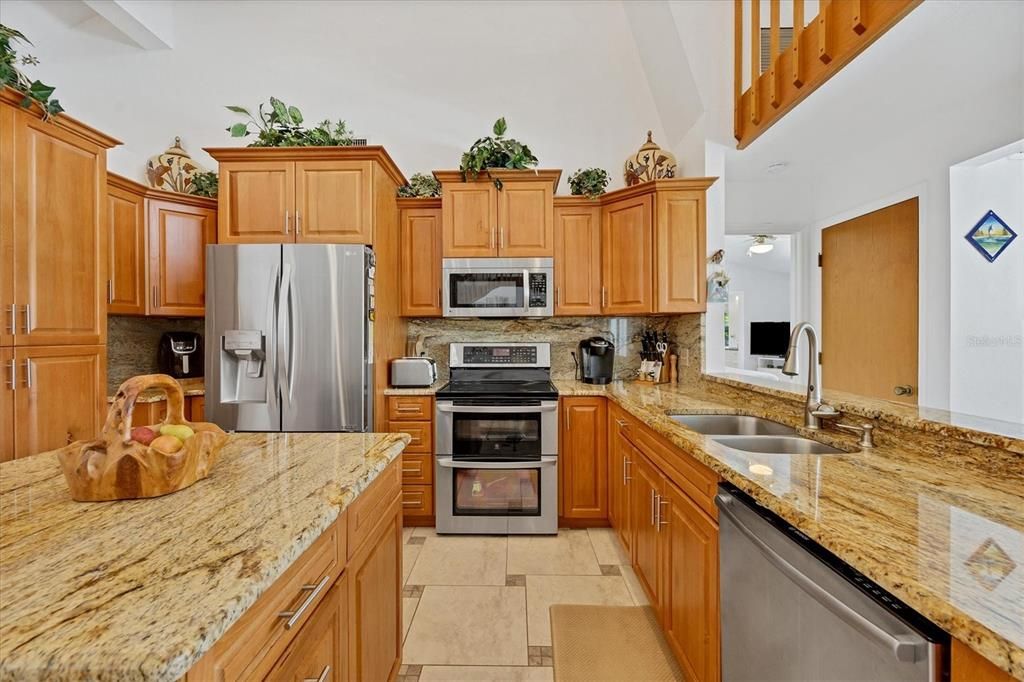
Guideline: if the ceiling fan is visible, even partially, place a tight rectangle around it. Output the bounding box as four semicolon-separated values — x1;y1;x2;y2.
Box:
745;234;776;256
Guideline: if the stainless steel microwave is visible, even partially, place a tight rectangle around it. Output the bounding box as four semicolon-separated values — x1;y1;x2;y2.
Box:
442;258;553;317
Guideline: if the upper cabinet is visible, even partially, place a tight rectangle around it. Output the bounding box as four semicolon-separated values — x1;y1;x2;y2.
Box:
553;199;602;315
399;198;443;317
436;170;559;258
602;193;654;315
654;188;708;313
107;174;217;317
206;147;406;246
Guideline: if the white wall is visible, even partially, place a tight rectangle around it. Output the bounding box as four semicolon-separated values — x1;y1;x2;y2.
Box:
724;260;790;370
0;0;671;187
949;145;1024;424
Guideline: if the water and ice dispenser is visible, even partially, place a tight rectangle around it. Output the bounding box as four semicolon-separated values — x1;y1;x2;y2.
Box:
220;329;267;402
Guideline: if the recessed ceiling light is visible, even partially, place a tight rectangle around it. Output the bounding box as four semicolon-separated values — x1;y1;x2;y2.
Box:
766;162;788;174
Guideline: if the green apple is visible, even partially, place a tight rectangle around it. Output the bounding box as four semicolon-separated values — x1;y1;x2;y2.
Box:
160;424;195;442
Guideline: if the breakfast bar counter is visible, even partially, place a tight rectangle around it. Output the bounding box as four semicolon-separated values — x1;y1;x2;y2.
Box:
0;431;409;681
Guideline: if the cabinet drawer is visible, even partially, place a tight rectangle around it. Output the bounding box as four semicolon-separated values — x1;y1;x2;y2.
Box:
402;485;434;517
389;420;431;453
631;419;718;519
387;396;432;421
348;458;402;559
402;453;433;484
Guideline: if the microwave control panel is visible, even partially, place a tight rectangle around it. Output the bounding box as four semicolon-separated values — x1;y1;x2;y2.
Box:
528;272;548;308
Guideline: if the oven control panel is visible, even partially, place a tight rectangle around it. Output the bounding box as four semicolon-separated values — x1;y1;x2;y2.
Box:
462;345;537;364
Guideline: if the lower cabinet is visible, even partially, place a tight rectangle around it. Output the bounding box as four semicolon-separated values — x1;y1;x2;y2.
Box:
559;397;608;521
267;579;346;682
630;449;663;607
609;412;633;555
387;396;436;526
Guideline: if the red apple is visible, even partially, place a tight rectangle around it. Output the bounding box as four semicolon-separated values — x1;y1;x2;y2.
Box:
130;426;157;445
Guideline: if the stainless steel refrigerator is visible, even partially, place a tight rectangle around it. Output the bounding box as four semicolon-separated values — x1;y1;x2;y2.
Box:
205;244;374;432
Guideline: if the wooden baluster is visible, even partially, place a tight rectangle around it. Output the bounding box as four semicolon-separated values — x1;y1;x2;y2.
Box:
734;0;743;141
769;0;781;108
818;0;833;64
852;0;867;34
750;0;761;124
792;0;805;87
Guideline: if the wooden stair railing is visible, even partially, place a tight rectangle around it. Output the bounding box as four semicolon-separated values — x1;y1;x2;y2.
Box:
734;0;922;149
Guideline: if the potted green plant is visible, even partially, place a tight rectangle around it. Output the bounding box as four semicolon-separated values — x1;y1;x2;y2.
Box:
459;117;538;188
568;168;610;199
189;171;218;198
226;97;356;147
1;24;63;117
397;173;441;198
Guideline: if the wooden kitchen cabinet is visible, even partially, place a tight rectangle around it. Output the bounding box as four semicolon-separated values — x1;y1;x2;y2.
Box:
107;176;147;315
951;639;1014;682
148;198;216;316
208;148;406;246
399;199;443;316
266;579;346;682
631;449;663;607
498;179;554;257
654;189;707;313
560;397;608;521
190;395;205;421
0;347;12;462
609;411;634;555
441;180;497;257
388;395;435;524
553;200;602;315
602;193;653;315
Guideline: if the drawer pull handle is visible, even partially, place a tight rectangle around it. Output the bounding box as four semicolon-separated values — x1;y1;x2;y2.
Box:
402;500;421;507
279;574;330;630
396;406;420;412
303;665;330;682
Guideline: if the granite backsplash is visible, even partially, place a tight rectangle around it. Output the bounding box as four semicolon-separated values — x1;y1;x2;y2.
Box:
107;316;204;393
405;315;703;384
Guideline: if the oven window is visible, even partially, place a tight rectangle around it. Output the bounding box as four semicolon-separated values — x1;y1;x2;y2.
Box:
453;414;541;458
449;273;525;309
453;467;541;516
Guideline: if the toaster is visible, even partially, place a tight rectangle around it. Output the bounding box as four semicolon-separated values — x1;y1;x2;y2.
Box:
390;357;438;388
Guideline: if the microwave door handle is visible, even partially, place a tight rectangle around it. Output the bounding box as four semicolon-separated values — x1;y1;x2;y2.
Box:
522;269;531;314
436;403;558;414
437;457;557;470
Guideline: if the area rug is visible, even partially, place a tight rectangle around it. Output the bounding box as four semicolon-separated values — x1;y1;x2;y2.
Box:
550;604;684;681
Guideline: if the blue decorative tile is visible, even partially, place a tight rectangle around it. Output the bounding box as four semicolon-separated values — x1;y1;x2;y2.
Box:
966;210;1016;262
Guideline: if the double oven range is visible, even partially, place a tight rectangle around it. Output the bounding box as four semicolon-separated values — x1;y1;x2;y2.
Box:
434;342;559;534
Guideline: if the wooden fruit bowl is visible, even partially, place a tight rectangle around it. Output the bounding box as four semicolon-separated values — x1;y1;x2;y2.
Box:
56;374;228;502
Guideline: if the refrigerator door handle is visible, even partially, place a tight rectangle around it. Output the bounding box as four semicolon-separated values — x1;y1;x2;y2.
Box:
286;265;297;402
278;263;293;407
268;262;281;406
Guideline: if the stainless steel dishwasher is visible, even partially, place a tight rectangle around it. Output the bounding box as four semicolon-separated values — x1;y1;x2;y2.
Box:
716;484;948;681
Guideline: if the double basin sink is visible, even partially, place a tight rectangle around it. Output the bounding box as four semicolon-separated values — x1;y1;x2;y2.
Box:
667;414;846;455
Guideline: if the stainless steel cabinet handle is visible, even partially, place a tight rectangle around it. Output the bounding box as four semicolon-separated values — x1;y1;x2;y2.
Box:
303;665;330;682
658;496;669;530
650;489;656;526
296;210;302;235
5;360;14;390
285;210;291;234
21;304;31;334
5;304;13;334
893;385;914;396
556;287;561;306
152;286;159;310
601;287;607;308
22;360;32;388
278;574;330;630
565;407;571;431
489;226;495;250
623;457;632;485
499;226;504;249
107;280;113;304
436;288;442;308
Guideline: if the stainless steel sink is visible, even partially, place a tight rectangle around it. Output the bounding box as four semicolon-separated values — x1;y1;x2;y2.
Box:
710;436;846;455
668;414;797;436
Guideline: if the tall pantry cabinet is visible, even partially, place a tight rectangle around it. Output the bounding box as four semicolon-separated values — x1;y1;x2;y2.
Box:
0;89;118;461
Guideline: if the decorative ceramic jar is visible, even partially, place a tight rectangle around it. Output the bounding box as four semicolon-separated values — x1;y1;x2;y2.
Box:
146;137;204;193
624;130;677;186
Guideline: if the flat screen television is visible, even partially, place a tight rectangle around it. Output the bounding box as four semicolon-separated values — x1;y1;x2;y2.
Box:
749;321;791;357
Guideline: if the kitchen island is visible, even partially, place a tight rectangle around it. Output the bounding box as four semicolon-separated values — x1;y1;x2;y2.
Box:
0;431;409;681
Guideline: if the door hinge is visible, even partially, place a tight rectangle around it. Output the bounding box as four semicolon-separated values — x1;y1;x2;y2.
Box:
817;252;823;267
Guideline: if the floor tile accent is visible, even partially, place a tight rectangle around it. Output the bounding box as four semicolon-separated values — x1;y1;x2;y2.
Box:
398;663;423;682
403;543;422;585
600;564;621;576
408;536;426;545
506;574;526;587
411;527;437;538
403;586;529;666
418;666;553;682
528;645;554;667
525;575;634;646
403;527;414;544
507;529;601;575
403;585;424;598
587;527;631;565
620;564;651;606
407;535;508;586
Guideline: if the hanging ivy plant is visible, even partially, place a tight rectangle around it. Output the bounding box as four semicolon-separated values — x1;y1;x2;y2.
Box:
0;24;63;118
397;173;441;198
226;97;356;147
568;167;610;199
459;117;538;188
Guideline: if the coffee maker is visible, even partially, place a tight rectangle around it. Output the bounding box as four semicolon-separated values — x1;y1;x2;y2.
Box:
158;332;204;379
578;337;614;384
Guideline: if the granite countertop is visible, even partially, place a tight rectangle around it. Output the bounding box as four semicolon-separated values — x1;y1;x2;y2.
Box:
0;431;410;682
107;377;206;404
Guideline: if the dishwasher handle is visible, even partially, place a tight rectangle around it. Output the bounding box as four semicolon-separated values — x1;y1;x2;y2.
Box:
716;492;926;664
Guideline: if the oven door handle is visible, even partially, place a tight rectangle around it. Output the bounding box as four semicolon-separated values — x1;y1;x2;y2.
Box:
436;403;557;414
437;456;557;470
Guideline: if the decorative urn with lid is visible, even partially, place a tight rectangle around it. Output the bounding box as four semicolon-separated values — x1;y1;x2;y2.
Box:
146;137;204;193
624;130;677;186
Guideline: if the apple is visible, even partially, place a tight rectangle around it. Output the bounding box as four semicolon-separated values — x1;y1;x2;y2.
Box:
160;424;195;441
150;434;183;453
130;426;157;446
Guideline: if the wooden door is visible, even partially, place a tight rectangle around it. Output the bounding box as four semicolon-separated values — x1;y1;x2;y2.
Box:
499;181;553;257
442;182;497;257
12;112;107;346
107;183;147;315
1;103;15;347
630;449;661;608
148;199;216;316
295;160;373;244
400;206;443;316
13;345;105;458
602;194;653;314
347;498;402;682
218;161;294;243
0;347;13;462
661;479;720;682
654;190;706;313
554;205;602;315
266;580;346;682
560;397;608;520
822;197;919;403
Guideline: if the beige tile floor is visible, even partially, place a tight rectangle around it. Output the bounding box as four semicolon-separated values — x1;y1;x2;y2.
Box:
398;526;645;682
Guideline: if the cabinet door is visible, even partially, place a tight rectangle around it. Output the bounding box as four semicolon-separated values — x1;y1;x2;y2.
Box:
13;112;107;346
266;580;346;682
148;199;216;316
218;161;293;243
602;194;653;315
348;496;402;682
654;190;706;313
1;347;13;462
499;181;553;257
107;184;147;315
609;418;633;555
1;104;16;347
661;479;720;682
442;182;497;257
554;205;602;315
630;449;661;609
400;207;443;316
190;395;205;422
560;397;608;519
295;160;373;244
13;345;105;458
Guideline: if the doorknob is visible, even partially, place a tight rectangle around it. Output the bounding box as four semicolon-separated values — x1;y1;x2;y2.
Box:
893;385;914;396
